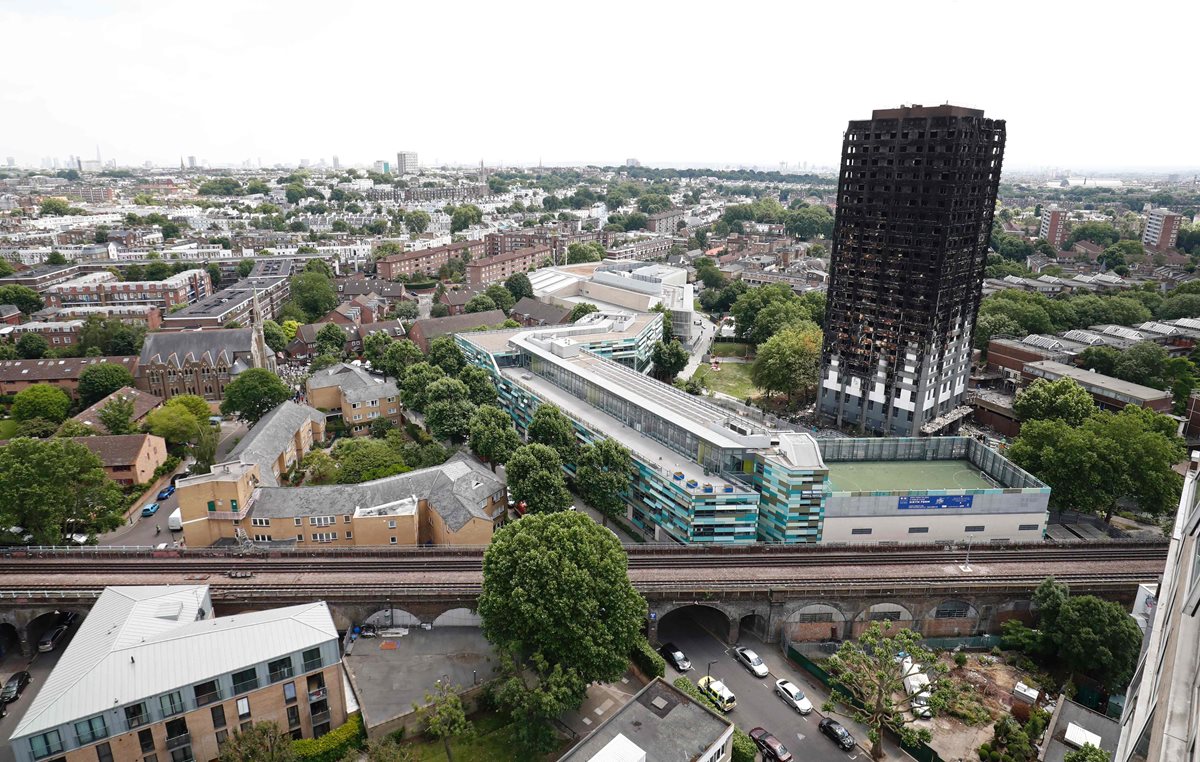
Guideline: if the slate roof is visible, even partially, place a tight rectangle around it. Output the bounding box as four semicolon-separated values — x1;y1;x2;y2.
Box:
511;296;570;326
139;328;256;367
226;401;326;487
410;309;507;340
72;433;161;467
74;386;164;432
0;356;139;383
0;304;20;319
253;452;502;531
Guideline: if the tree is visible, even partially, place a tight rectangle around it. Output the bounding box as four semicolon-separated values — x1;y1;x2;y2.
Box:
300;449;338;485
237;259;255;278
40;197;74;216
289;271;338;321
45;250;69;265
449;204;483;233
77;362;135;407
576;439;633;523
303;258;334;279
430;303;450;318
1078;345;1120;376
650;340;688;381
480;512;646;747
468;405;521;471
428;336;465;376
12;384;71;423
404;209;431;234
504;272;534;301
458;365;498;406
826;622;949;759
166;394;211;423
368;417;395;439
55;419;94;438
220;368;291;425
145;405;201;446
331;437;408;483
1063;745;1110;762
417;680;472;762
262;320;287;353
973;312;1024;350
484;284;515;313
505;444;572;513
1012;377;1096;426
1055;594;1144;690
400;362;446;411
730;283;796;341
16;417;58;438
0;285;42;314
751;322;822;403
191;421;219;474
425;378;475;442
216;721;295;762
568;302;599;322
15;332;48;359
378;338;424;381
315;323;347;357
463;294;496;314
0;438;125;545
393;300;418;321
566;242;605;264
528;404;577;465
97;396;136;434
0;259;13;278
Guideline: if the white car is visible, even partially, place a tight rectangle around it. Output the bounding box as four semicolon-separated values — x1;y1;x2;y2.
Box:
734;647;769;678
774;679;813;714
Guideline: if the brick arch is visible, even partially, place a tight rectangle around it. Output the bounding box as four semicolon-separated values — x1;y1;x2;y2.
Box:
781;602;852;643
654;602;738;644
921;598;981;637
851;601;916;638
431;608;481;627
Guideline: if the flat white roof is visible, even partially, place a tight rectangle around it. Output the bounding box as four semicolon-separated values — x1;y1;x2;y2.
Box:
11;586;337;740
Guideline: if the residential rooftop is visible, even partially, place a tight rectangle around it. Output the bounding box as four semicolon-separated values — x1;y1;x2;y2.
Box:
1024;360;1172;405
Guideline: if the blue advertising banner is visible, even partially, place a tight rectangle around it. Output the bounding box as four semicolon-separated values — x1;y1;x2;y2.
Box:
898;495;974;510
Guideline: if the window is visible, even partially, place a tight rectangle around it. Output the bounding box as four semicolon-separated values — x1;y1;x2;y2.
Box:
160;691;184;717
193;679;221;706
144;755;158;762
269;657;294;682
908;527;929;534
310;516;334;527
232;667;258;695
126;703;150;730
936;601;971;619
345;532;352;540
850;528;872;535
387;520;396;529
311;532;337;543
284;681;297;703
76;716;108;744
230;499;239;512
253;534;273;542
96;743;114;762
236;697;251;720
215;729;228;746
389;536;397;545
293;518;302;527
138;729;155;753
251;518;270;527
169;749;191;762
207;500;215;512
964;525;985;533
302;647;323;672
211;703;226;729
343;515;351;524
30;729;64;760
287;705;301;729
1018;524;1040;531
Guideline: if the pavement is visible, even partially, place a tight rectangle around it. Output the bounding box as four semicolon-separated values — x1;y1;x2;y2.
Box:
0;612;82;762
679;315;718;381
658;611;906;762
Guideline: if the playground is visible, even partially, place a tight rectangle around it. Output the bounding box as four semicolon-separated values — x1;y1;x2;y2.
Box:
825;459;997;493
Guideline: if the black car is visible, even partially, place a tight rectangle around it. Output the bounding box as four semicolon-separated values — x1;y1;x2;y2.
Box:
658;642;691;672
1;671;31;703
57;610;78;627
819;718;856;751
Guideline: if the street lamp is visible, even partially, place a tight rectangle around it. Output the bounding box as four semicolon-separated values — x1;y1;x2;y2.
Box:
706;659;719;680
959;535;975;573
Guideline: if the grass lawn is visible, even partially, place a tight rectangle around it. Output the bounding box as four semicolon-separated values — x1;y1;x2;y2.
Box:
709;342;753;358
406;712;566;762
0;418;17;439
692;363;759;401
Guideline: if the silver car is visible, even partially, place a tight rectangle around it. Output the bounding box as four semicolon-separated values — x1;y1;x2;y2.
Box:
774;679;814;714
734;647;769;678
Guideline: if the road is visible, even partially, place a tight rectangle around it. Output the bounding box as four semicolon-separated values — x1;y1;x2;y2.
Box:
98;420;246;548
659;611;878;762
0;612;81;762
679;315;718;381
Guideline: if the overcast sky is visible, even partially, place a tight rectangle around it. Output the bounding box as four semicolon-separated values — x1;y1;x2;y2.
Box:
3;0;1197;173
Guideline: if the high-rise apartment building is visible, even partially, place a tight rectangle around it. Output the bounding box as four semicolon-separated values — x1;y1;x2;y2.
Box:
396;151;418;175
1142;208;1182;250
1039;206;1067;248
818;105;1006;436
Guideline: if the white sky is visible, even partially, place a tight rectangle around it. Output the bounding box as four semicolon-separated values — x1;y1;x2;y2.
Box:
2;0;1197;172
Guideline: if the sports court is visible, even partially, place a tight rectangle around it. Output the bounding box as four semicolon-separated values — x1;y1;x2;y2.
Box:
825;459;997;493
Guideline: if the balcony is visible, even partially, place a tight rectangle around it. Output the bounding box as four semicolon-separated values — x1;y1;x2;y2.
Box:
194;689;223;707
232;678;259;695
302;657;323;672
269;666;294;683
308;687;327;703
165;732;191;751
124;713;150;731
310;710;331;725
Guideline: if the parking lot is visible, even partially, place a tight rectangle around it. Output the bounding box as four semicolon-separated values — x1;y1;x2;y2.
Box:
0;612;82;762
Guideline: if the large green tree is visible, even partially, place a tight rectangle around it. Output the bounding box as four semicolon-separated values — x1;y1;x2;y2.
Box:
12;384;71;423
576;439;633;523
826;622;949;759
331;437;408;483
378;339;424;381
458;365;497;406
568;302;599;323
1012;377;1096;426
97;396;136;434
144;405;201;446
651;340;688;381
400;362;445;411
424;377;475;442
289;271;338;321
15;332;49;359
480;512;647;751
404;209;431;234
77;362;135;407
216;721;295;762
261;320;287;353
0;438;126;544
468;405;521;471
464;294;496;314
315;322;347;357
0;285;42;315
730;283;796;342
751;321;822;403
527;404;577;466
484;284;515;313
504;444;572;514
427;336;466;376
504;272;534;301
219;368;291;425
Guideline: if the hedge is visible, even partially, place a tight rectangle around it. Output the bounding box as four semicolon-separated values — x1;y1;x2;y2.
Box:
672;677;754;762
292;712;365;762
631;638;666;679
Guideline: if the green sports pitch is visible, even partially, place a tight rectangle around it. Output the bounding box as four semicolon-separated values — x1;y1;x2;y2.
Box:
825;460;997;493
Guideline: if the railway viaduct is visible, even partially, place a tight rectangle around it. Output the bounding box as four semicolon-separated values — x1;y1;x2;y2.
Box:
0;541;1167;655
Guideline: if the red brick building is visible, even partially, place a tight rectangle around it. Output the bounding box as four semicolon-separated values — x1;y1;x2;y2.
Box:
465;245;551;287
375;240;486;280
43;269;211;311
407;310;507;352
1038;207;1067;248
0;356;139;397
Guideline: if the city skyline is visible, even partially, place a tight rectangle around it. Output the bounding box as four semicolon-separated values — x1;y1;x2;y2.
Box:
2;0;1197;172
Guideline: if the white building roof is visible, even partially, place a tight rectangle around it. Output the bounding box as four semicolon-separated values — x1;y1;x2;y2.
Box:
11;586;337;740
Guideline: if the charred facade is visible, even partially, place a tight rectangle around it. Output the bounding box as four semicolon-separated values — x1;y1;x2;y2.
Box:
818;105;1006;436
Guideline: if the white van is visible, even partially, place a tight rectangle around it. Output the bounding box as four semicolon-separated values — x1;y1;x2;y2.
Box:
904;671;932;718
167;508;183;532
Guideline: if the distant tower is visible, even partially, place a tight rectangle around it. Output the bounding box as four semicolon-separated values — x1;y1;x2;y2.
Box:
332;155;341;171
818;104;1006;436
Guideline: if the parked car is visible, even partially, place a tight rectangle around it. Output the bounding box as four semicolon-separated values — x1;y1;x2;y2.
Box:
56;610;78;628
1;671;31;703
157;485;176;500
819;718;856;751
748;727;794;762
697;675;737;712
734;646;769;678
774;678;813;714
141;502;160;517
658;642;691;672
38;625;68;653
